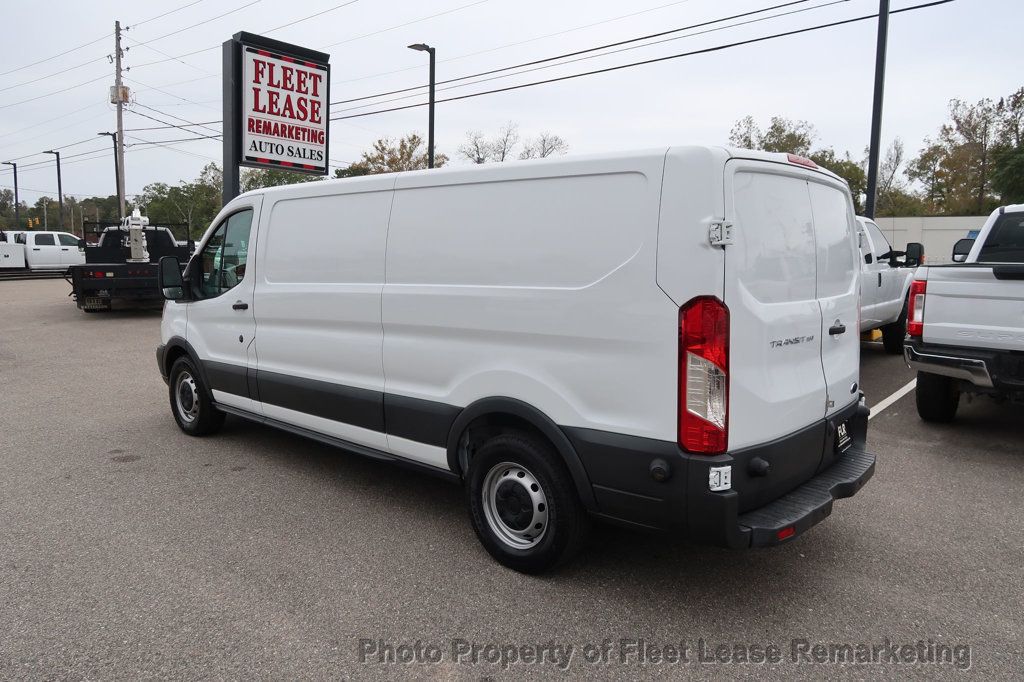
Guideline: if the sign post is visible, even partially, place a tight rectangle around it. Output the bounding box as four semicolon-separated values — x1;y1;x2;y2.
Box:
222;32;330;206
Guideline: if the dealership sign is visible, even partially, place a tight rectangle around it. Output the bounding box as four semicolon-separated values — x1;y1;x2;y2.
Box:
223;32;330;197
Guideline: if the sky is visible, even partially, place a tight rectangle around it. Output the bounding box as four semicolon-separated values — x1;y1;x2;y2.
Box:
0;0;1020;205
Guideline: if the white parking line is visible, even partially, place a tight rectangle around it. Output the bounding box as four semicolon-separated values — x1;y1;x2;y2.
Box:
868;379;917;420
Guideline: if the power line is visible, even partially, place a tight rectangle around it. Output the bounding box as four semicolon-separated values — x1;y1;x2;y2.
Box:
263;0;360;33
333;0;698;85
128;0;263;48
0;74;109;111
336;0;851;114
320;0;489;49
131;104;222;135
329;0;955;122
125;134;220;161
127;0;209;29
126;110;223;141
0;0;211;79
331;0;825;107
130;0;362;70
0;34;110;78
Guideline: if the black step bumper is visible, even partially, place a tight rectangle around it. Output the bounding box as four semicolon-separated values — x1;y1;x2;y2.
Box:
738;447;874;547
565;399;875;548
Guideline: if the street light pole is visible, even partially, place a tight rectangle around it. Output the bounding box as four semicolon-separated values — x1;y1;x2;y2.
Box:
43;150;64;230
408;43;436;168
2;161;19;229
98;132;122;220
864;0;890;219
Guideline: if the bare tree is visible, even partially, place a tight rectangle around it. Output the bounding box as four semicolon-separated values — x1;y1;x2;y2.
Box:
520;132;569;159
489;121;520;162
458;131;490;164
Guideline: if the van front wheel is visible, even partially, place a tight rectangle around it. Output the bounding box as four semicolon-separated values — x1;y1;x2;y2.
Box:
466;434;588;573
168;357;225;436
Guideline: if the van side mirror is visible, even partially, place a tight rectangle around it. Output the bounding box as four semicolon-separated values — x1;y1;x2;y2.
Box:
952;238;974;263
159;255;185;300
904;242;924;267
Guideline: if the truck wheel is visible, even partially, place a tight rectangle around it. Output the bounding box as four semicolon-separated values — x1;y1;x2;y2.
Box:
466;433;589;573
881;298;909;354
915;371;960;423
168;356;225;436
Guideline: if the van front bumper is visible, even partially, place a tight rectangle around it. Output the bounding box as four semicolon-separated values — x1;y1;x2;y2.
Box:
564;399;875;548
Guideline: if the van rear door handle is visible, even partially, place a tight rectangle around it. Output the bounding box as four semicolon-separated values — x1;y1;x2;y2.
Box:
829;322;847;336
232;301;248;310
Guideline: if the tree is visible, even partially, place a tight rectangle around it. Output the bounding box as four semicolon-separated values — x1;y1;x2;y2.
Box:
138;163;223;239
336;133;447;176
520;133;568;159
458;131;490;164
991;146;1024;204
730;115;866;210
241;167;322;192
729;115;815;156
458;123;569;163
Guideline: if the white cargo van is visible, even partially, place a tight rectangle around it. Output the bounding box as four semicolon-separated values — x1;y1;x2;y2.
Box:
156;147;875;572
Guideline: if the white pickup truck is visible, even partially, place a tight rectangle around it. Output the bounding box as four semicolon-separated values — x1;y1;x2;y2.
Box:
856;217;923;353
0;230;85;270
905;204;1024;422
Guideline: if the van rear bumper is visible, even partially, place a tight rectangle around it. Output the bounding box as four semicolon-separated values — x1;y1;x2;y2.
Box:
565;399;874;548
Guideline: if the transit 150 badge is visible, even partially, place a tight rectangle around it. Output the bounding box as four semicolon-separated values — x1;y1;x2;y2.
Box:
241;44;329;174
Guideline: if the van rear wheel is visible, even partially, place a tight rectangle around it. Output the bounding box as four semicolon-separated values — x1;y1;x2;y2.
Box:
915;371;960;423
466;434;588;573
168;356;225;436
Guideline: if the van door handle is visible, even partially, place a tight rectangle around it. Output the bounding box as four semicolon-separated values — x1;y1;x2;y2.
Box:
877;272;882;287
829;322;847;336
32;248;40;251
232;301;248;310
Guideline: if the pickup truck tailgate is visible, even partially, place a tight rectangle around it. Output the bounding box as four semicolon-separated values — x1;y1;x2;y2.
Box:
923;265;1024;351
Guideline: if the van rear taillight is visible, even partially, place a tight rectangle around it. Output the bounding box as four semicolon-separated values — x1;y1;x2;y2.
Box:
679;297;729;454
907;279;927;337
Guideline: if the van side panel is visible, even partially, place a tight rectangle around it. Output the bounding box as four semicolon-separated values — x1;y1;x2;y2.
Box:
655;146;728;307
383;154;677;444
254;185;393;451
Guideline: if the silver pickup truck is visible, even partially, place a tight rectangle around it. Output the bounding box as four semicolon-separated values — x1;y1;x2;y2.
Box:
904;205;1024;422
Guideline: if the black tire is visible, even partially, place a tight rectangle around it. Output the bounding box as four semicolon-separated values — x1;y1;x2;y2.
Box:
880;297;909;354
915;371;960;423
466;433;589;573
168;356;225;436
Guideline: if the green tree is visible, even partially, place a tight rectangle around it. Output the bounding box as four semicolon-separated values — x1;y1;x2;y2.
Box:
991;146;1024;204
241;167;323;192
334;133;447;177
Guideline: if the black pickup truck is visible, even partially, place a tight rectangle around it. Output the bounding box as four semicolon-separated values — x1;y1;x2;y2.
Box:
68;223;192;312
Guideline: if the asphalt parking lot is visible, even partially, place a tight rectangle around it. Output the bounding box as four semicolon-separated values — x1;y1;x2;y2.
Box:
1;279;1021;679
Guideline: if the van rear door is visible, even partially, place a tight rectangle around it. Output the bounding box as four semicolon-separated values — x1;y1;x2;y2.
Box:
724;162;828;451
807;179;860;418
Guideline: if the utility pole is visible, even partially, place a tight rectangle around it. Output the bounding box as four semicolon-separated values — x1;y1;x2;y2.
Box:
864;0;890;219
112;21;128;219
44;150;64;230
98;132;122;219
2;161;19;229
42;198;48;229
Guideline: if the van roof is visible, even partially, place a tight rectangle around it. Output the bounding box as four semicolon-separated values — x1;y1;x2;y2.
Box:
233;145;846;201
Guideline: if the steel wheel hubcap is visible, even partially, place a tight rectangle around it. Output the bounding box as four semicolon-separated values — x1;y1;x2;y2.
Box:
482;462;549;549
175;372;200;423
